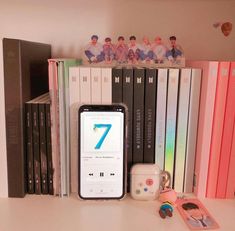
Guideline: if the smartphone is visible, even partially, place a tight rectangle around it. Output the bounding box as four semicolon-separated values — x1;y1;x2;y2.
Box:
78;104;126;199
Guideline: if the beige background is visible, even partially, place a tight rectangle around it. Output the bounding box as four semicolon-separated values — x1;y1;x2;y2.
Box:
0;0;235;60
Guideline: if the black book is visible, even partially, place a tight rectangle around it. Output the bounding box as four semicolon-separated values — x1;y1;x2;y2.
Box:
45;100;53;195
39;100;48;194
25;103;34;193
133;68;145;164
122;67;134;191
32;102;41;194
25;93;49;194
3;38;51;197
143;68;157;163
112;67;123;103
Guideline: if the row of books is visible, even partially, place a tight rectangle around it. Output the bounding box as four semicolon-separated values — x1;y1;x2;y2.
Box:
1;38;234;199
48;62;202;194
112;66;201;193
187;61;235;199
52;61;235;198
25;93;53;195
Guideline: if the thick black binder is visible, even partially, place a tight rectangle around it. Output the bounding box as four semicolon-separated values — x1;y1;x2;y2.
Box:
3;38;51;197
144;68;157;163
122;67;134;191
112;67;123;103
133;68;145;164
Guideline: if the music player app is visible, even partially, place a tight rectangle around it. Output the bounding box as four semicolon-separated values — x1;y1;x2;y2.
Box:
79;109;125;199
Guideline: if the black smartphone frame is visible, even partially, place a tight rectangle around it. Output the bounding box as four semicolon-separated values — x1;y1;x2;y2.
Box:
78;104;126;200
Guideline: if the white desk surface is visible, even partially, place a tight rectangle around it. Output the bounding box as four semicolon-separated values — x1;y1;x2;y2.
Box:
0;194;234;231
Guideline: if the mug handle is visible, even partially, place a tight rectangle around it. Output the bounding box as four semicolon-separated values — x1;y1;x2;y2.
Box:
160;170;171;189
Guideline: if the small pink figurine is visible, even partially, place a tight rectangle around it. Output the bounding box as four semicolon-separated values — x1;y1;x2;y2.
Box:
158;188;177;219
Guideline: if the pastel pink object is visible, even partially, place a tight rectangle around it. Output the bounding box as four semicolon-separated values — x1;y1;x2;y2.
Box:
206;62;230;198
186;61;219;198
226;121;235;198
217;62;235;198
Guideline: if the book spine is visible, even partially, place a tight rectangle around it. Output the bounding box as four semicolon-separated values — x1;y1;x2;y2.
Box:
133;68;145;164
101;67;112;104
64;61;77;197
226;121;235;198
32;103;41;194
91;67;102;104
69;67;80;193
25;103;34;193
155;69;168;170
112;67;123;103
183;69;201;193
174;69;191;192
206;62;230;198
3;39;26;197
48;60;60;196
193;61;218;198
144;68;157;163
216;62;235;198
80;67;91;104
0;38;8;197
45;103;53;195
58;62;66;197
122;67;134;191
39;103;48;194
165;68;179;188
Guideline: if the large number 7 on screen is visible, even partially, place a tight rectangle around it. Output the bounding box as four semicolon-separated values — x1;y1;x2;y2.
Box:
94;124;112;149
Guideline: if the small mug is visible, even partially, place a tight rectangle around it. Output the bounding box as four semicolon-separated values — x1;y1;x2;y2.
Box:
130;164;171;200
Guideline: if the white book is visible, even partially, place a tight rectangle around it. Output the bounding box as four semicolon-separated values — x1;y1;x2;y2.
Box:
101;67;112;104
91;67;102;104
59;59;79;196
184;68;202;193
164;68;179;188
155;68;168;170
58;62;67;197
80;67;91;104
69;67;80;193
0;38;8;197
174;69;191;192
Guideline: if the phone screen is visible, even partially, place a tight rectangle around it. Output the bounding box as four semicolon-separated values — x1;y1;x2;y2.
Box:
78;105;125;199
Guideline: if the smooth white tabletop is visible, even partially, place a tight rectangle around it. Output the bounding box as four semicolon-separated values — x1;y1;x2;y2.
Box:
0;194;234;231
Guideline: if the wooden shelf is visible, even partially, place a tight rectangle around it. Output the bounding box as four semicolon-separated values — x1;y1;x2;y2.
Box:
0;194;234;231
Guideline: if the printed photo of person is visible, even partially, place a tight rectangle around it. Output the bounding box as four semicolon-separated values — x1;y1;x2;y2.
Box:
152;36;167;63
166;36;183;61
181;202;217;229
139;36;154;63
127;35;140;64
115;36;128;64
84;35;104;63
103;37;115;64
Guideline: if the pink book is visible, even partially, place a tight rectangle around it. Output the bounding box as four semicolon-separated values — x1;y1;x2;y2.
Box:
226;120;235;198
206;62;230;198
217;62;235;198
186;61;219;198
48;59;60;196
